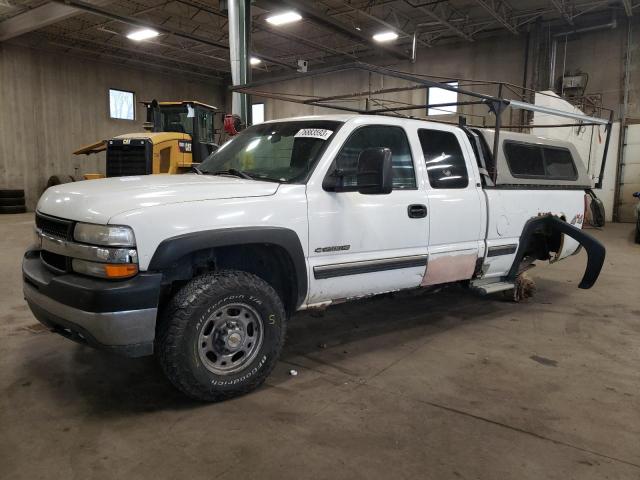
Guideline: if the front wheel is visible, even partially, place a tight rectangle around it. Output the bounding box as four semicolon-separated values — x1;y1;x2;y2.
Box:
157;271;287;401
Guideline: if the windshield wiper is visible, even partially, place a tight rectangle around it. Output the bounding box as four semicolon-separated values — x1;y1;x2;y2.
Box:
191;165;203;175
208;168;254;180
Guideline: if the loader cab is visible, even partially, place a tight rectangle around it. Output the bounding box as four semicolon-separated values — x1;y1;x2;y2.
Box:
73;100;219;179
146;101;218;164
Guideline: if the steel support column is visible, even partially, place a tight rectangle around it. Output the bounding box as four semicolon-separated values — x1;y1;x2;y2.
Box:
228;0;251;125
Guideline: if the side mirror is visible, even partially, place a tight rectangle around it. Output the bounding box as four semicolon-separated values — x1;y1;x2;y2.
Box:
356;147;393;194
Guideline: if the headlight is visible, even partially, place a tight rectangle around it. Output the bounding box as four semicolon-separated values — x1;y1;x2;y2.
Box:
74;223;136;247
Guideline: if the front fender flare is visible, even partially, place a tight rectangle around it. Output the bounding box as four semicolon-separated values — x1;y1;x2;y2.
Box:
148;227;307;307
507;215;605;289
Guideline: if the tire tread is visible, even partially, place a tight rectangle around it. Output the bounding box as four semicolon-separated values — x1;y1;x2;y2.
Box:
157;270;286;402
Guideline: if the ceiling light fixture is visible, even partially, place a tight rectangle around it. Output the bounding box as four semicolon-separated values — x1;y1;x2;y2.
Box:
126;28;159;41
373;31;398;42
266;11;302;26
250;57;262;66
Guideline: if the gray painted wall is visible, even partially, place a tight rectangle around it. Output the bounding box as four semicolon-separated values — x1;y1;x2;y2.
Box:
256;22;634;122
0;43;226;210
256;34;528;122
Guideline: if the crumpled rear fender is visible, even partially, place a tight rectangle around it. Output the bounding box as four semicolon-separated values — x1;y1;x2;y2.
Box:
507;214;605;289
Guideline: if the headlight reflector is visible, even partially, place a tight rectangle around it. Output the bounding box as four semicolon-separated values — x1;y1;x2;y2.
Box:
72;259;138;279
74;223;136;247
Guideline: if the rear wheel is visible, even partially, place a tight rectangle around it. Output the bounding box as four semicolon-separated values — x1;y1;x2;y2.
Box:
157;270;286;402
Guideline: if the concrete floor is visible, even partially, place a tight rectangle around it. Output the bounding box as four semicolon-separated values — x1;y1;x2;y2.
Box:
0;213;639;479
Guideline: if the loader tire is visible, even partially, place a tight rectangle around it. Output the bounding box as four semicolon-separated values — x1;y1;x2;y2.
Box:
46;175;71;189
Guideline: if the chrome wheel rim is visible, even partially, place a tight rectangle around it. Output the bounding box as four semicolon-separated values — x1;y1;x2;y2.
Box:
197;303;264;375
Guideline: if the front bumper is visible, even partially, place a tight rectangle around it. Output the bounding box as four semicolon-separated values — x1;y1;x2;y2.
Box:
22;250;162;357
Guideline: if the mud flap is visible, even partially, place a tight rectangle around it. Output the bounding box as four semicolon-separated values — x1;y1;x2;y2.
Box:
507;215;606;289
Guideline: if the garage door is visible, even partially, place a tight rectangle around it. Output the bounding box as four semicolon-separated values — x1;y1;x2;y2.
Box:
618;124;640;222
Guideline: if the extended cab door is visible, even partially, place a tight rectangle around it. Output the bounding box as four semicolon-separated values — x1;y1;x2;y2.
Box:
306;123;429;304
414;127;485;286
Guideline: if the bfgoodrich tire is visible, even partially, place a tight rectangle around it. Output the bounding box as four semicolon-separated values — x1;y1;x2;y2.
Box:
157;271;287;402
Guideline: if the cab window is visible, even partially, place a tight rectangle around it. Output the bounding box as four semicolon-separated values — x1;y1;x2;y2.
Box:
197;109;215;144
159;106;193;136
333;125;416;189
418;129;469;188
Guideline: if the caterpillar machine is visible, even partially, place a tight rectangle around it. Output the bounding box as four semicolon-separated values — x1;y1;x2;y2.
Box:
68;100;221;181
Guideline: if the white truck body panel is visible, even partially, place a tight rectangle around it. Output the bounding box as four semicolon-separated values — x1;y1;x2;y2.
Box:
111;184;310;272
37;174;279;225
482;189;584;279
35;114;590;308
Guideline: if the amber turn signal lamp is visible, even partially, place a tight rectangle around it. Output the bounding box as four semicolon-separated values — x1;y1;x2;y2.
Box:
104;263;139;279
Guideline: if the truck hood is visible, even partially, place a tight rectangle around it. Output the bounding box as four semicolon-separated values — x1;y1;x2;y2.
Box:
37;174;279;224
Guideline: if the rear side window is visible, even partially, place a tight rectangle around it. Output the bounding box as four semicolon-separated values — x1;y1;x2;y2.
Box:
504;142;577;180
418;129;469;188
544;147;577;179
504;143;544;176
334;125;416;189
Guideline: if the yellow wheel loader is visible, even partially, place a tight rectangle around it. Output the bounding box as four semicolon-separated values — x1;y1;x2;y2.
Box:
67;100;219;182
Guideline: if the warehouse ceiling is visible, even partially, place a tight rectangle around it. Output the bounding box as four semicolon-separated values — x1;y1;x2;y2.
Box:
0;0;636;81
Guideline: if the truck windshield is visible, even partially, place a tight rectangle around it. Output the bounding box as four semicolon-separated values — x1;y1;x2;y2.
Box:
199;120;341;183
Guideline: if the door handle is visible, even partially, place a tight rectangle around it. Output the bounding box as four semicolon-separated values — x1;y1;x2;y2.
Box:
407;204;427;218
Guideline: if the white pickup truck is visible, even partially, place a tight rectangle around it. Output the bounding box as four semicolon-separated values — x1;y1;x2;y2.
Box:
23;114;605;401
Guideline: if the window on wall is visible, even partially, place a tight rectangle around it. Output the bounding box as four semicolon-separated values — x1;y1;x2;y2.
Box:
109;89;135;120
333;125;416;189
252;103;265;124
418;129;469;189
427;81;458;116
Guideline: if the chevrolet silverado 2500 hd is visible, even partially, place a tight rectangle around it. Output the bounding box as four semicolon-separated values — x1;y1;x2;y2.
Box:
23;114;605;401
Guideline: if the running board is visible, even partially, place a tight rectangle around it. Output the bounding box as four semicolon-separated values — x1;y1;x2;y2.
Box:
471;280;515;295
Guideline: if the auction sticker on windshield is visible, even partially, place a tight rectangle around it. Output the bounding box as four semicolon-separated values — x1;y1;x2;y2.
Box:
294;128;333;140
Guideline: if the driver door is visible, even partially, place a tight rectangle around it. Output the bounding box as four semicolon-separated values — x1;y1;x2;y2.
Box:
306;124;429;304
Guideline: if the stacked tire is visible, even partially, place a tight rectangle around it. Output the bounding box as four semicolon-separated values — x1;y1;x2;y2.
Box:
0;189;26;214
